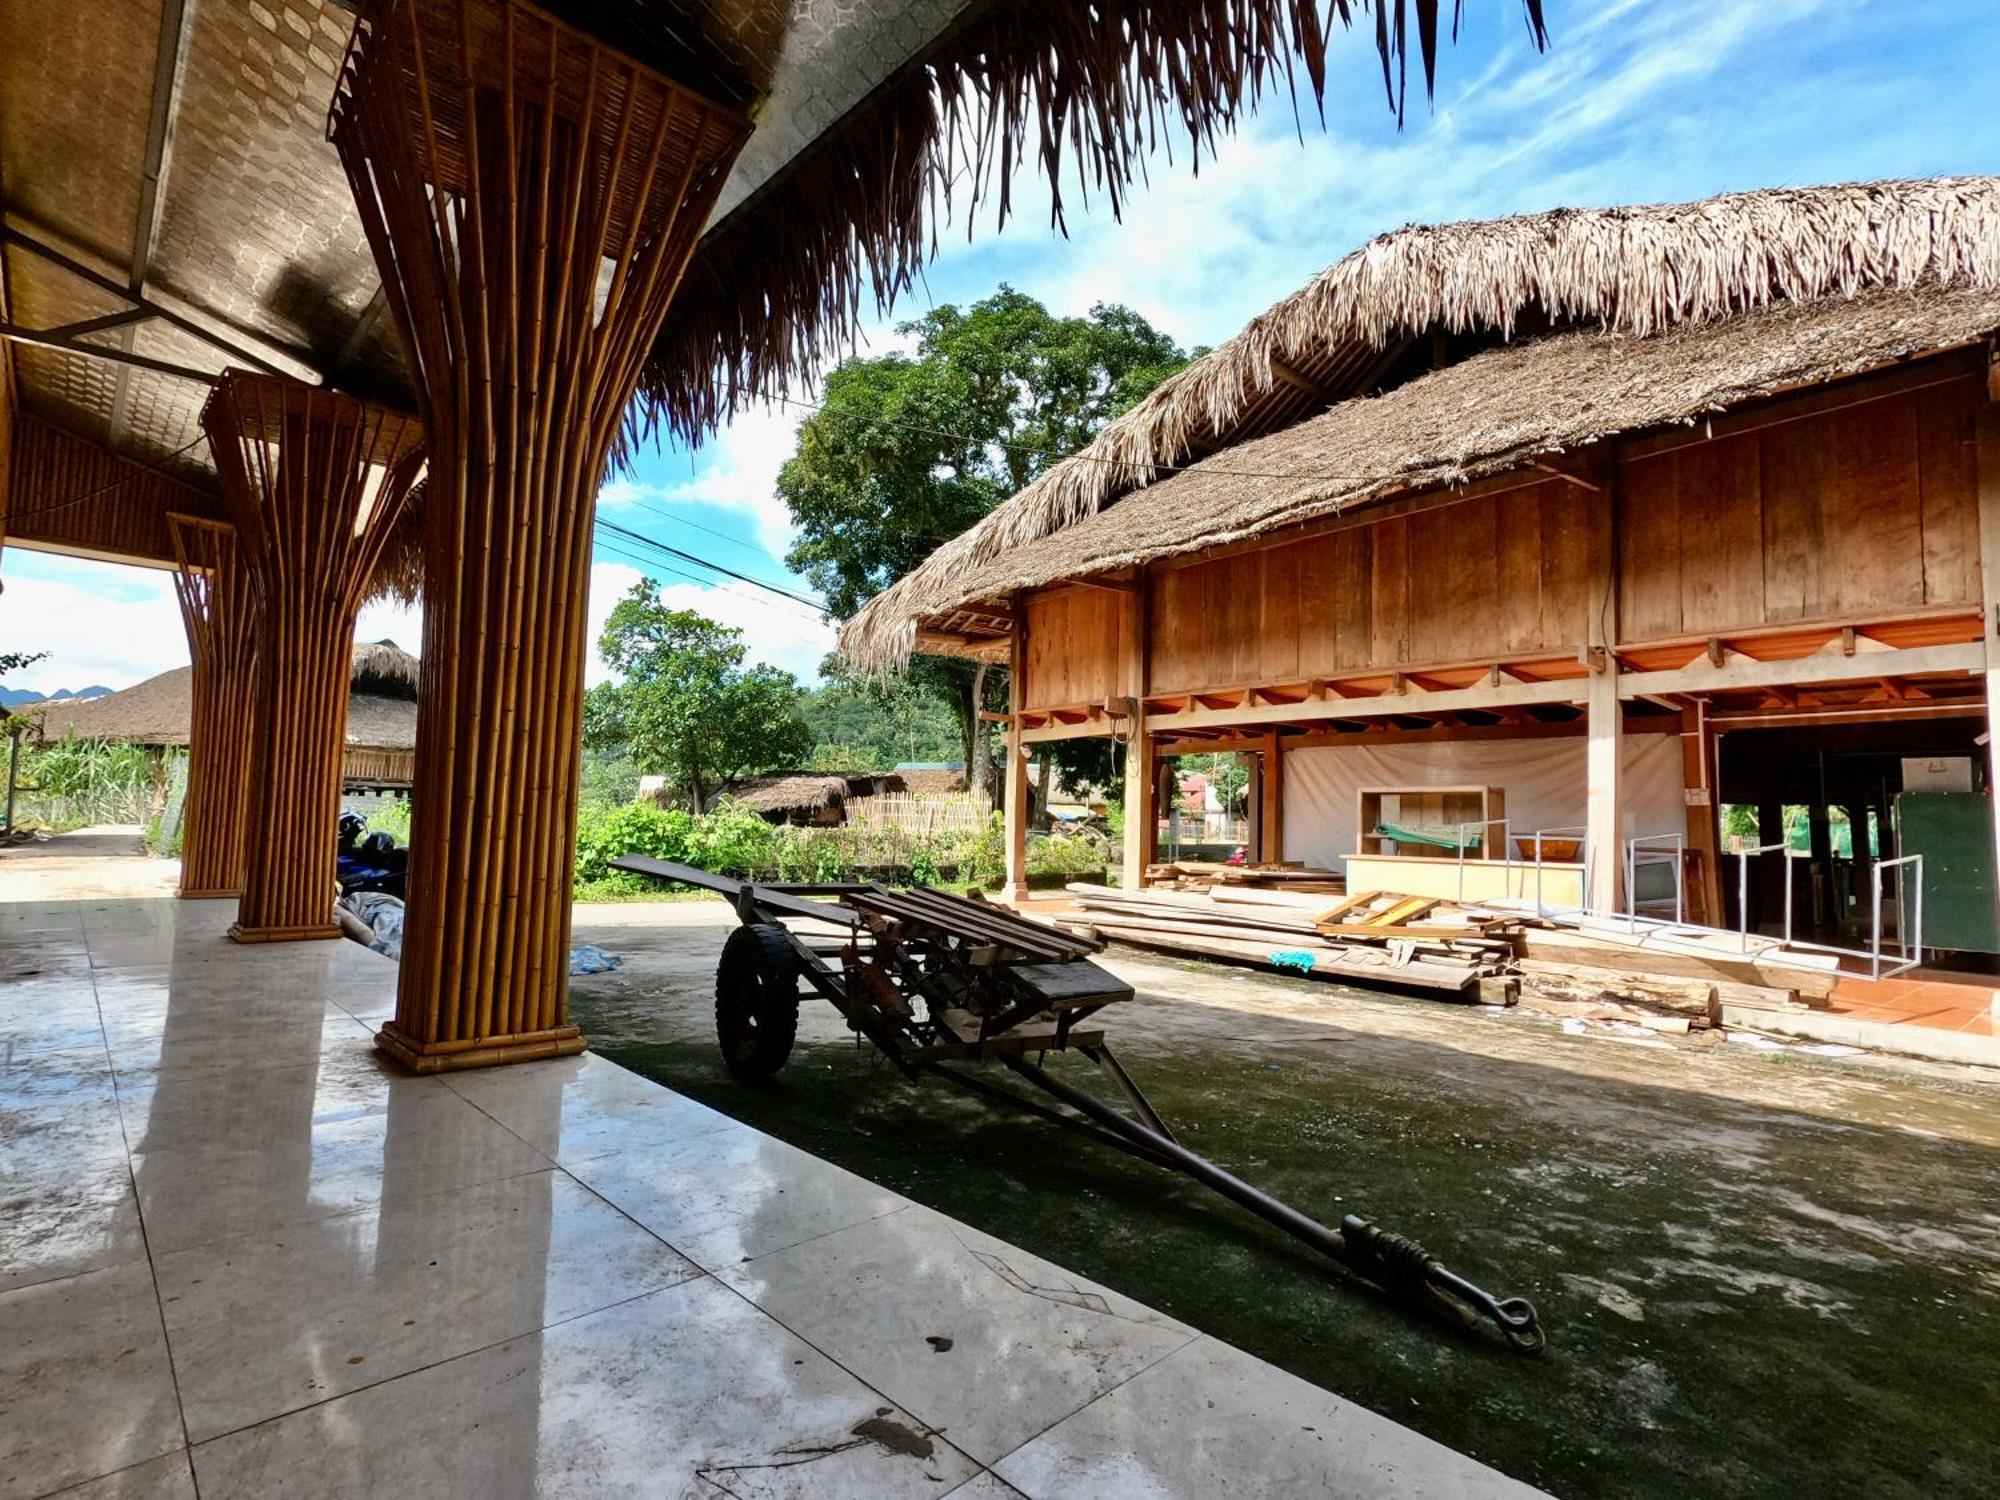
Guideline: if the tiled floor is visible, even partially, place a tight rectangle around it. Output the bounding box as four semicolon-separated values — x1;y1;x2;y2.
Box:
0;894;1538;1498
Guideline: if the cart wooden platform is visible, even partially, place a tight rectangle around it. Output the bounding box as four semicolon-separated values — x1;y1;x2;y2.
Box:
611;854;1545;1352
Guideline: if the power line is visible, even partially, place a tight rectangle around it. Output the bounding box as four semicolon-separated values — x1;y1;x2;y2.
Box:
595;517;824;611
591;523;827;623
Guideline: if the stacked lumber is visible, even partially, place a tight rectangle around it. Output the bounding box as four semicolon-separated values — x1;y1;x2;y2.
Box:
1057;883;1514;998
1145;859;1345;895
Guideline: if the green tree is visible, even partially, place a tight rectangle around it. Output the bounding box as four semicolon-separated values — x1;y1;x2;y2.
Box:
777;287;1193;795
799;664;962;771
585;581;812;811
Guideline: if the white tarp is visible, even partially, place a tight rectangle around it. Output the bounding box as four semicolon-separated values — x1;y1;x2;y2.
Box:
1283;734;1686;872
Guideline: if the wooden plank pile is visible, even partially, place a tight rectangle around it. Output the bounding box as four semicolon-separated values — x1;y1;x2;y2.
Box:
1056;883;1517;997
1144;859;1345;895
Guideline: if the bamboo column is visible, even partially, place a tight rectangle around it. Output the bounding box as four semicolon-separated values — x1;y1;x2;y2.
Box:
329;0;751;1070
167;515;259;898
204;371;424;943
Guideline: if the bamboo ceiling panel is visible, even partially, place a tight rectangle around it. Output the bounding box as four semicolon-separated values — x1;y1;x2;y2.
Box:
0;0;158;261
147;0;404;390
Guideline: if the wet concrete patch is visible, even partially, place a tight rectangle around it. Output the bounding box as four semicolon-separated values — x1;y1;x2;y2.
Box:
572;903;2000;1499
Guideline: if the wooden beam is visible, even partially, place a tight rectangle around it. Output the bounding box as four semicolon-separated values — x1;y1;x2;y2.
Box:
0;323;217;384
1143;673;1581;733
1615;641;1984;698
1260;730;1284;864
1269;358;1332;400
1586;461;1622;913
1005;605;1030;898
1121;571;1154;891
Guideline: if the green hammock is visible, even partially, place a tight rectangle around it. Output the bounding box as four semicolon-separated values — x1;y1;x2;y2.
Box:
1375;821;1482;851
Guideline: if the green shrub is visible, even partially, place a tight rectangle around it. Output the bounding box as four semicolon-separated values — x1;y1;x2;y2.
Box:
364;800;413;842
573;802;694;887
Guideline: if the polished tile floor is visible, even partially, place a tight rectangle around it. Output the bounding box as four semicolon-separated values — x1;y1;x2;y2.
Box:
1;894;1539;1498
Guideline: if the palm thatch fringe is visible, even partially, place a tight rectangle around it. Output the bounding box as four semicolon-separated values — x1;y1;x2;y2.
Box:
839;176;2000;674
635;0;1547;447
349;639;420;700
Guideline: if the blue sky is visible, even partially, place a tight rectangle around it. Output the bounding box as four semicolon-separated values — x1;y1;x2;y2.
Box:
6;0;1998;694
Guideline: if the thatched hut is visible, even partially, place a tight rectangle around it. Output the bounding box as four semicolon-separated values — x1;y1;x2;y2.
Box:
27;640;421;791
701;771;907;826
846;177;2000;953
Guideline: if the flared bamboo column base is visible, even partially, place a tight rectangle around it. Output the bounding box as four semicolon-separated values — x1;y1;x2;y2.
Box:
230;919;342;944
374;1020;585;1074
178;886;241;900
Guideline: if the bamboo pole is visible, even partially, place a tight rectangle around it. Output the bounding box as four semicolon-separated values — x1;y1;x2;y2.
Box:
167;515;259;897
203;372;424;942
330;0;750;1071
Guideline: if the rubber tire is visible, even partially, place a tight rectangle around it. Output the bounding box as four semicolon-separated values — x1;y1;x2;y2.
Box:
714;923;801;1079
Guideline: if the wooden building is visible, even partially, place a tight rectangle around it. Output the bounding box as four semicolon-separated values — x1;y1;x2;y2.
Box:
845;179;2000;952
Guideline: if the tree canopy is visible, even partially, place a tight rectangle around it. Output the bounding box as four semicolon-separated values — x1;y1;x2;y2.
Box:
776;287;1193;792
584;581;812;811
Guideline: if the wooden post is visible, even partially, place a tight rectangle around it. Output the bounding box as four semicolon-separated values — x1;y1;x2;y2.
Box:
1678;701;1722;926
1004;609;1030;900
1975;399;2000;936
1119;572;1151;890
1261;731;1285;864
332;0;751;1068
167;515;258;898
204;373;423;943
1586;462;1622;912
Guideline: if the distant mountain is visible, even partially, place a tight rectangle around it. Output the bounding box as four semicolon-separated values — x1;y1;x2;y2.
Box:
0;684;115;708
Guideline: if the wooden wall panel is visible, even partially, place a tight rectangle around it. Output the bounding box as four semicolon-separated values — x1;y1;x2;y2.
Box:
1618;376;1981;639
1914;378;1982;608
1142;479;1587;694
1023;585;1133;708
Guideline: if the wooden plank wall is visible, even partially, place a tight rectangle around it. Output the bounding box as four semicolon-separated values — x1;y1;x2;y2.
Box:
1146;479;1592;694
1617;379;1981;640
5;414;223;565
1022;584;1136;709
1017;364;1985;707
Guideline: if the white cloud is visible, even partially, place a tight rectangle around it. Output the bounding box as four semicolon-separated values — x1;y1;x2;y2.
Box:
0;552;187;693
602;400;807;559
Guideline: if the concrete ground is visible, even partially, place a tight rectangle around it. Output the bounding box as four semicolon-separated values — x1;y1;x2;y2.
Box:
3;855;1532;1498
570;899;2000;1500
0;825;177;902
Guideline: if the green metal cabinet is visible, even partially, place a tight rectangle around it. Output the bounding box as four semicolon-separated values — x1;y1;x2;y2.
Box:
1895;792;2000;954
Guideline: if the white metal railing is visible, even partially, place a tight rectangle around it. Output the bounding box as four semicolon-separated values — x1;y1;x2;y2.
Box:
1727;840;1795;954
1452;816;1513;905
1624;832;1686;929
1869;852;1925;980
1522;824;1588;918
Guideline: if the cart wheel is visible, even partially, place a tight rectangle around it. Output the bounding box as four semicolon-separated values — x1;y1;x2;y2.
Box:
715;923;801;1079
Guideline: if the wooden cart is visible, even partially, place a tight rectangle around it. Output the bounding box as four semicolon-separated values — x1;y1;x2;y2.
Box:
612;854;1546;1353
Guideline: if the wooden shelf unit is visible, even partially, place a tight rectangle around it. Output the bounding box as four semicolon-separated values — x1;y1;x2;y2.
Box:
1356;785;1507;861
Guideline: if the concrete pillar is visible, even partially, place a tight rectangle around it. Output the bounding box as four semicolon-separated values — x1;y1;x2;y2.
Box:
331;0;751;1068
166;516;258;898
204;373;424;943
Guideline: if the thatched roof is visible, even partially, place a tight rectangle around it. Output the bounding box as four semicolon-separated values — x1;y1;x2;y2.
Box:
25;640;420;749
707;770;904;819
348;640;419;701
841;177;2000;673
